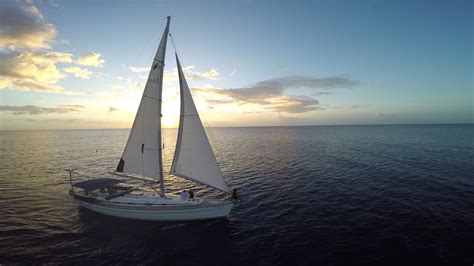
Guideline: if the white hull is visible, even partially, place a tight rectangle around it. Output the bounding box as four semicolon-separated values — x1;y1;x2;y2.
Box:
74;196;233;221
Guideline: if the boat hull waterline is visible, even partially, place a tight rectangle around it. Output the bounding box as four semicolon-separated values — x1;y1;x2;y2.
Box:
74;196;234;221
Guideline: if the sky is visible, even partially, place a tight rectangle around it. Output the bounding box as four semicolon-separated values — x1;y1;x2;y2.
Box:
0;0;472;130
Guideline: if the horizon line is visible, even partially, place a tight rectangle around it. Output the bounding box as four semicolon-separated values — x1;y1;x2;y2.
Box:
1;122;472;132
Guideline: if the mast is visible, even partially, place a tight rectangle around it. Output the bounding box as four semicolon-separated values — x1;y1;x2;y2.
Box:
157;16;171;196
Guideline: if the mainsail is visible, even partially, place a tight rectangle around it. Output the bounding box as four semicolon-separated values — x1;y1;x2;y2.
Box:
171;55;229;192
116;17;170;184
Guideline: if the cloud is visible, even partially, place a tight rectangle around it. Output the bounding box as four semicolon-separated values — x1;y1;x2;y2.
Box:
0;104;85;115
0;51;73;93
268;96;321;113
47;0;61;8
25;118;81;123
132;83;142;91
129;66;148;73
312;91;334;96
272;61;287;69
194;76;357;114
0;1;80;94
347;104;372;109
127;65;219;81
55;39;70;45
0;0;56;50
376;112;397;121
95;72;111;79
64;66;92;79
266;76;357;89
179;66;219;81
323;104;372;110
77;52;105;67
109;106;118;112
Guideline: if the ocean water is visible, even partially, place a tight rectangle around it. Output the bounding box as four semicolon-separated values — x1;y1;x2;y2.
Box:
0;124;473;265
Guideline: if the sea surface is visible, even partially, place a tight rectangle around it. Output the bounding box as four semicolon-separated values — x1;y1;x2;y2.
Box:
0;124;473;265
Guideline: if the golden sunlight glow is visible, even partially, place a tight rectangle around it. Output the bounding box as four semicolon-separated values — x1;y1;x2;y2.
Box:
161;112;178;128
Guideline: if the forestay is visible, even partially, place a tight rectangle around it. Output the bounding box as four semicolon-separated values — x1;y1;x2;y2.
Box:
116;18;170;180
171;55;229;192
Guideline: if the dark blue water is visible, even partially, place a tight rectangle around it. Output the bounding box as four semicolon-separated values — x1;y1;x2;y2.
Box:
1;125;473;264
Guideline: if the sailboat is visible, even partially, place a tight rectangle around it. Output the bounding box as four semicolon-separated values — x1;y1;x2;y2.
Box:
67;17;237;221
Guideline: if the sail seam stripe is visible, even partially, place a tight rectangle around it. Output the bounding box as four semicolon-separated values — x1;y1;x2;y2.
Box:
144;96;161;101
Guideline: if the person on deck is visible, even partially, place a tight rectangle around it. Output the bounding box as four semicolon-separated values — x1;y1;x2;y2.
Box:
232;188;242;204
180;190;189;200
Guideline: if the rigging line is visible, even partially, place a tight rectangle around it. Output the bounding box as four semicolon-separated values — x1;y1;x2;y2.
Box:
169;31;177;56
201;107;225;167
93;108;112;173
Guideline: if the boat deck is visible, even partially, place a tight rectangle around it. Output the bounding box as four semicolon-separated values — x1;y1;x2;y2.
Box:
74;190;232;211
